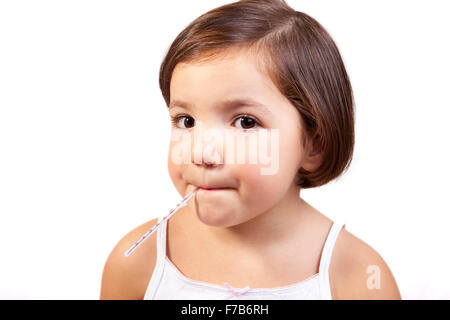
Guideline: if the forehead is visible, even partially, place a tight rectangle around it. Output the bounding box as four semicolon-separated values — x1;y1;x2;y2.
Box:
169;50;283;109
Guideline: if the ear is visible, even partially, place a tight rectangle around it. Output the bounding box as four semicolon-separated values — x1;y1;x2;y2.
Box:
300;135;323;172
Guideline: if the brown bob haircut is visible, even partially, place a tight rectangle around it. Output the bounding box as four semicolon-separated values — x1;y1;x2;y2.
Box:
159;0;355;189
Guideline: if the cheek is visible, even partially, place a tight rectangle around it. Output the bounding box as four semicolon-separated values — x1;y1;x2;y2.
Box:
167;154;180;182
278;126;304;179
232;130;302;210
167;138;189;194
235;157;292;203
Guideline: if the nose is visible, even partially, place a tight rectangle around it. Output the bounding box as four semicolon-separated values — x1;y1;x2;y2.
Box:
191;123;224;168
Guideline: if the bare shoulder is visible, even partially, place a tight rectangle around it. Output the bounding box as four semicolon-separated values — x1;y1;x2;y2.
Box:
100;218;159;300
329;227;401;300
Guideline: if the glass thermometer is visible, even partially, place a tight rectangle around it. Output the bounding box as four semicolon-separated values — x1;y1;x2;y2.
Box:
124;187;198;257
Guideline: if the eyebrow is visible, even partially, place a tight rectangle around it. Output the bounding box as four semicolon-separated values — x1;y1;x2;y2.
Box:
169;98;272;115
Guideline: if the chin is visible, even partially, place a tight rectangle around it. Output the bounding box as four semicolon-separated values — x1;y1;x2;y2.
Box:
195;207;237;227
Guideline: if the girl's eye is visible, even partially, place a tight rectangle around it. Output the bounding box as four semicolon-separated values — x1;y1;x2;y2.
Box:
170;114;261;130
233;115;260;130
170;115;195;129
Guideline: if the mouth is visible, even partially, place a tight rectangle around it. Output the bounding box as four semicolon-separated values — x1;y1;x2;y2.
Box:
190;184;234;192
198;187;232;191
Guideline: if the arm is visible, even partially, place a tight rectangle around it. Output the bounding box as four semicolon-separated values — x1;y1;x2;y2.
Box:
100;218;159;300
330;229;401;300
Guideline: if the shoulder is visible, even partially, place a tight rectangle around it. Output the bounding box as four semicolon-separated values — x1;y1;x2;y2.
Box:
100;218;159;300
329;227;401;300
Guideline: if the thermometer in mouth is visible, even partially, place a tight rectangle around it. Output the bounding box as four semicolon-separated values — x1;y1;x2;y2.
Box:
124;187;198;257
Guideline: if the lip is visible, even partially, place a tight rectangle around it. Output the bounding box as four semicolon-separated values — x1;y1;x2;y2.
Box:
198;187;231;191
191;184;233;191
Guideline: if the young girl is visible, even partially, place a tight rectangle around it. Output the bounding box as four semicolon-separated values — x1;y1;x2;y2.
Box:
100;0;401;300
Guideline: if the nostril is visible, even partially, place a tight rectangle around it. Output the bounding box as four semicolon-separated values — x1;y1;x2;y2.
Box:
204;160;217;167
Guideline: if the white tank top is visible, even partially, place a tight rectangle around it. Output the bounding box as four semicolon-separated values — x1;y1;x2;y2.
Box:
144;215;345;300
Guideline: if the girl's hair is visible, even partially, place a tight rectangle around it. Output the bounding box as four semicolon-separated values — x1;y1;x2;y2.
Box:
159;0;355;189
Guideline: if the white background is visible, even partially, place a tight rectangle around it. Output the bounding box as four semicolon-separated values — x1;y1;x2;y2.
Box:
0;0;449;299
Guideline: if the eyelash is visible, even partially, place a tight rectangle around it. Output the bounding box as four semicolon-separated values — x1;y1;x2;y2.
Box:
169;114;262;131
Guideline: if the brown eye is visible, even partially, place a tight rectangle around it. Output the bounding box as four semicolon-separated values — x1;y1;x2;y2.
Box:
234;115;260;130
171;115;195;129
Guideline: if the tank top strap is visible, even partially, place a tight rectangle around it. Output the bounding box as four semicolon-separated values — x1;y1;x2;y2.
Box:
318;221;346;299
156;215;168;262
143;215;168;300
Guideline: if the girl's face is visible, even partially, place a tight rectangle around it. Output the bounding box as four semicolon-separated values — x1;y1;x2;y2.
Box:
167;49;318;228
